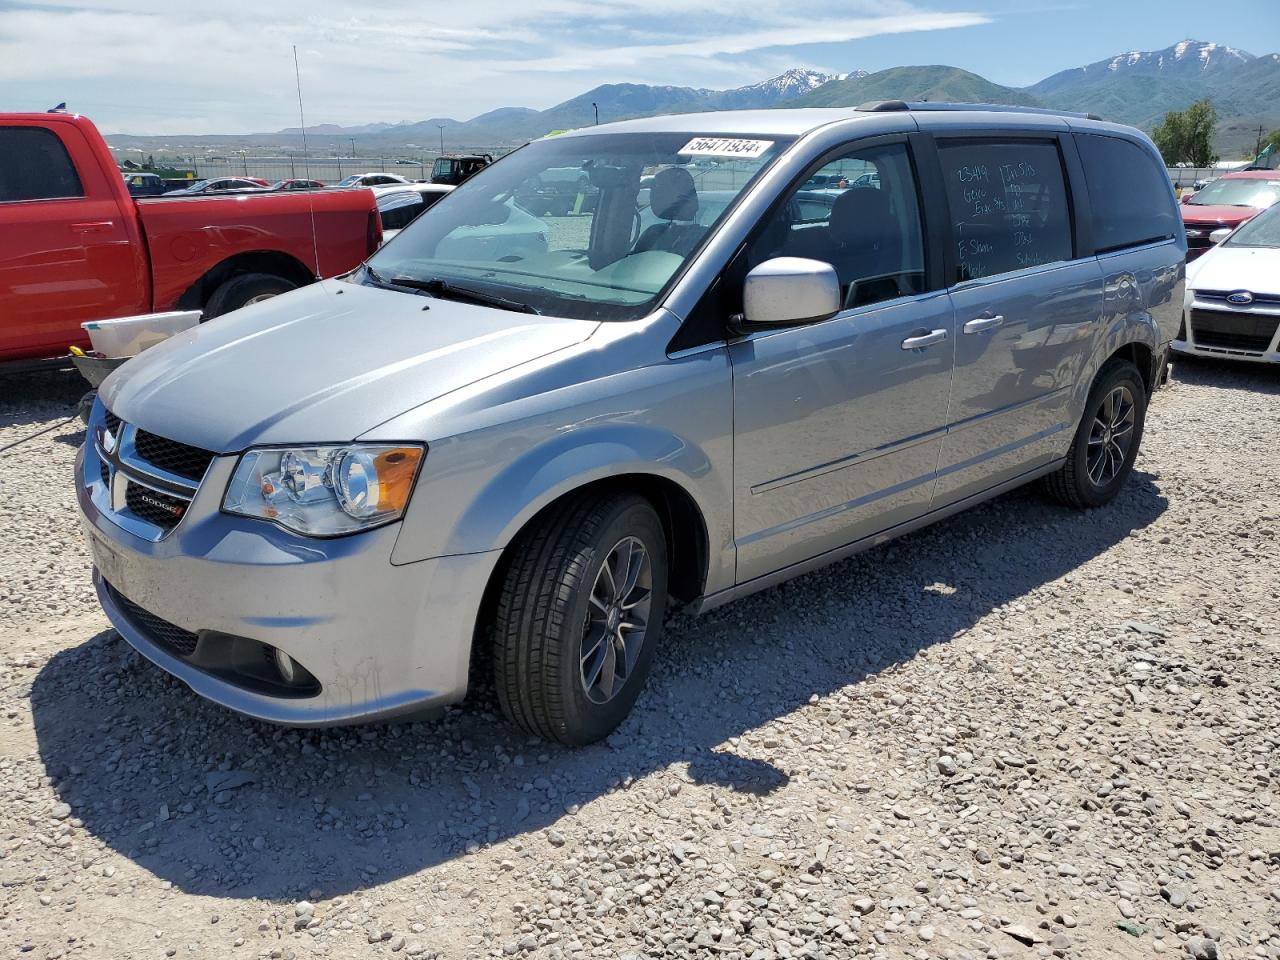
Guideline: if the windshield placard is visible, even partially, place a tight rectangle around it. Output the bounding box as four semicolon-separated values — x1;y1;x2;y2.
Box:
678;137;774;159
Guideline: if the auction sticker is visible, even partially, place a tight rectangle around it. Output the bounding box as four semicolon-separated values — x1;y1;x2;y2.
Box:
678;137;774;159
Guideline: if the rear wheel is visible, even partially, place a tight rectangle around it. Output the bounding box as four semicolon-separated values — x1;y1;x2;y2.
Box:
1043;359;1147;508
203;273;298;319
491;493;668;745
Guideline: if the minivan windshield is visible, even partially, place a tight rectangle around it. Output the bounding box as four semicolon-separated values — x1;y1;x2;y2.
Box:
1223;204;1280;248
363;132;794;320
1188;177;1280;209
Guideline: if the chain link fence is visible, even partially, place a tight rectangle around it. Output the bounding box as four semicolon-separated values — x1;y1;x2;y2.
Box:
181;150;514;184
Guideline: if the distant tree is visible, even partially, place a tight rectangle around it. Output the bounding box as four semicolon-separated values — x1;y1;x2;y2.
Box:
1153;99;1218;167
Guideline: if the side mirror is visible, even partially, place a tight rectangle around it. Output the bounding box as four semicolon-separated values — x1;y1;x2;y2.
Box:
1210;227;1232;244
1180;193;1194;205
739;257;841;329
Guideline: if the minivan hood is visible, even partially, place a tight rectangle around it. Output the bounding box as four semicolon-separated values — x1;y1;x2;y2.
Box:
1188;245;1280;295
101;280;599;451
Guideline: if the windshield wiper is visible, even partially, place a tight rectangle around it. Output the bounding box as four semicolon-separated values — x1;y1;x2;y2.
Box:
388;276;539;314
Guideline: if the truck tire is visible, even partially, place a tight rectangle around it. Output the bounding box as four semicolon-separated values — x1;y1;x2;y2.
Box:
1043;358;1147;508
491;493;669;745
203;273;297;319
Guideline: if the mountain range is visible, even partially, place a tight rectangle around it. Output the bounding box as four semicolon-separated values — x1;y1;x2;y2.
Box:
106;41;1280;159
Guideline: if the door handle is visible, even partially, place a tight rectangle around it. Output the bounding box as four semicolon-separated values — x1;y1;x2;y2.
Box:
900;328;948;351
963;314;1004;334
72;220;114;234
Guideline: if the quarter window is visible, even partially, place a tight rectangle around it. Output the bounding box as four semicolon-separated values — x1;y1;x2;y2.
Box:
0;127;84;202
939;140;1073;281
750;141;927;309
1076;135;1178;252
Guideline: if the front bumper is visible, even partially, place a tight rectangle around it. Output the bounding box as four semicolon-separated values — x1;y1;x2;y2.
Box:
1173;296;1280;364
76;445;501;726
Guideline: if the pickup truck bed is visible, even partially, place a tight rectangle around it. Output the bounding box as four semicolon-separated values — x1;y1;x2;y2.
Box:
1;113;381;363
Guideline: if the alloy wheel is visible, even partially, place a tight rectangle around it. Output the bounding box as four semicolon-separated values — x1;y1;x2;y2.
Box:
1086;384;1136;486
580;536;652;705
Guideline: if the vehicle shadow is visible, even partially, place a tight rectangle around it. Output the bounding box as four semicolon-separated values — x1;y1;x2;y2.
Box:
30;471;1168;902
0;369;89;431
1171;354;1280;394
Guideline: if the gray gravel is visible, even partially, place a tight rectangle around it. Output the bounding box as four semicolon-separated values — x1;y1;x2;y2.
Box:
1;358;1278;960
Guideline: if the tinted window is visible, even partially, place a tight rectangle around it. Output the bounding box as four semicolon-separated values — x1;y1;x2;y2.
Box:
749;141;927;309
1077;135;1177;252
378;196;425;231
939;140;1073;281
0;127;84;202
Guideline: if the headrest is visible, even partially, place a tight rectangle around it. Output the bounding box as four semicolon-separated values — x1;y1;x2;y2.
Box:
651;167;698;221
829;187;893;246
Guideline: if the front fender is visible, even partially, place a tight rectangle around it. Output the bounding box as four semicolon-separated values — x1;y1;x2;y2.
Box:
440;424;712;558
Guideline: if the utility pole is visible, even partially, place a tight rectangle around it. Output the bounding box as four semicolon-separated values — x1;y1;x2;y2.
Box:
592;102;599;125
436;123;446;156
349;137;356;159
1256;125;1265;160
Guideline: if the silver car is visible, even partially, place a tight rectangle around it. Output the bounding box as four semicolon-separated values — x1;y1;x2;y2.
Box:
77;104;1184;744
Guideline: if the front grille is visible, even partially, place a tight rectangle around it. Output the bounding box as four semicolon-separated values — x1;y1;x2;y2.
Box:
103;410;121;437
109;584;198;657
134;429;217;482
1195;290;1280;305
99;458;110;486
1189;309;1280;353
125;482;188;531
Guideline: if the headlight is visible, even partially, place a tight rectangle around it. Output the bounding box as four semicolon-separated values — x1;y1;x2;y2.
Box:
223;444;424;536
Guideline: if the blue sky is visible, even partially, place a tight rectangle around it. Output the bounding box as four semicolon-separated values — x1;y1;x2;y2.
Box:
2;0;1278;134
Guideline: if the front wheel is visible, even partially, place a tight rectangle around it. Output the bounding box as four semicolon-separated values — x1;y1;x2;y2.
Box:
1043;358;1147;508
490;493;668;745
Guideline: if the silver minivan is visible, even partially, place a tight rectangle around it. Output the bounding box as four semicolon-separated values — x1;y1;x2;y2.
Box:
77;103;1185;744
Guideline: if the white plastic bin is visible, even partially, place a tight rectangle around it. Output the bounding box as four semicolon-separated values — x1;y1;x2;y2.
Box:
81;310;201;358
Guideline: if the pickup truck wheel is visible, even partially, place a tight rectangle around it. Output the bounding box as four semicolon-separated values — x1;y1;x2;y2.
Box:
1043;359;1147;508
203;273;298;319
491;493;668;745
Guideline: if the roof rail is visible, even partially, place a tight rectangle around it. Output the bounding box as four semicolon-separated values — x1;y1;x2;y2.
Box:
855;100;1104;122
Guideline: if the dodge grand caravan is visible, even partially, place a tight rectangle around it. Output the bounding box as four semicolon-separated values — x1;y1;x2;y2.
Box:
77;103;1184;744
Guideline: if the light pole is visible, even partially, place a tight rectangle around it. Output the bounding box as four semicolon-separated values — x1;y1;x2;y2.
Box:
436;123;446;157
348;137;356;159
592;102;599;125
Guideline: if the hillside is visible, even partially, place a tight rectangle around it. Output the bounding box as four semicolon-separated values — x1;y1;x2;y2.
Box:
790;65;1041;109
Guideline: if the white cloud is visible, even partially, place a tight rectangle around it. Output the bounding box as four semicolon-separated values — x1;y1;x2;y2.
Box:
0;0;991;133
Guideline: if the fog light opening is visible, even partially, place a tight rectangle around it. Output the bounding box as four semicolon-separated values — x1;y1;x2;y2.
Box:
273;648;297;685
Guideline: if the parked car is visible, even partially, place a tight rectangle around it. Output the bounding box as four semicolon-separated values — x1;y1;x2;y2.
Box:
122;172;166;197
270;178;326;191
0;113;382;364
1174;203;1280;363
372;183;454;239
1180;170;1280;260
78;103;1182;743
430;153;492;186
164;177;270;196
335;172;410;188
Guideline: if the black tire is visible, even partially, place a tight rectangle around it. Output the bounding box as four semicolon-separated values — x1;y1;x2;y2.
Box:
491;493;668;745
1043;358;1147;508
203;273;298;319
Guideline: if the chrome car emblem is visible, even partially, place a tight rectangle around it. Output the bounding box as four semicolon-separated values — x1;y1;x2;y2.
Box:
1226;290;1255;305
1185;229;1204;238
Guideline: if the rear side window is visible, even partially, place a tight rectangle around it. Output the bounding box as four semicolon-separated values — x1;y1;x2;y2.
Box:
1076;134;1177;253
939;140;1073;281
0;126;84;202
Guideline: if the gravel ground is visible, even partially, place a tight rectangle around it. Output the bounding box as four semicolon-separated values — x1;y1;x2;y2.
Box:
1;359;1278;960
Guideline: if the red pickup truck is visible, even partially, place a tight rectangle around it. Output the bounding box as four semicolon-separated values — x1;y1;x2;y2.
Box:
0;113;381;364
